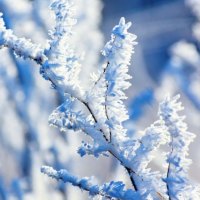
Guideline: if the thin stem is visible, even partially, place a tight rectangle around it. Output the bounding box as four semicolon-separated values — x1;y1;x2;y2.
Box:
90;60;112;142
81;100;109;142
103;62;112;143
90;36;116;92
166;137;174;200
105;85;112;143
0;44;45;65
125;167;138;191
91;64;107;91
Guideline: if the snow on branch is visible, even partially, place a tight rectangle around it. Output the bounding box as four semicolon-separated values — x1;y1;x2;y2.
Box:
0;13;46;64
129;120;169;199
48;98;109;146
159;95;200;199
87;17;137;144
102;17;137;142
41;0;83;97
131;121;168;172
41;166;141;200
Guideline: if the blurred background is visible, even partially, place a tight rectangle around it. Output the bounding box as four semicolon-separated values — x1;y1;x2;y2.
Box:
0;0;199;199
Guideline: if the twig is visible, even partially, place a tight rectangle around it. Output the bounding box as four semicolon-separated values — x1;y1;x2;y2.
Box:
166;137;174;200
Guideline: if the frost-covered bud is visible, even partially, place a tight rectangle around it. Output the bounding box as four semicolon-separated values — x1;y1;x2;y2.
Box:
112;17;132;39
49;100;84;132
78;141;109;158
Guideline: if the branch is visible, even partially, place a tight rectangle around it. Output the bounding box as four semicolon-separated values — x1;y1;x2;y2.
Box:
159;95;198;199
90;63;107;91
1;7;171;199
0;15;46;64
166;150;173;200
81;100;109;141
48;100;140;191
103;62;113;142
41;166;141;200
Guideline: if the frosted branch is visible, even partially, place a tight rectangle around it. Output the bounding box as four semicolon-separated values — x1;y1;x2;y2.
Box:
0;13;46;64
41;0;83;97
159;95;199;199
41;166;141;200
